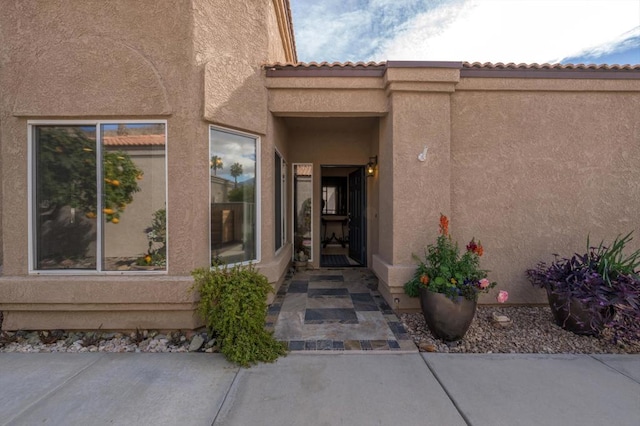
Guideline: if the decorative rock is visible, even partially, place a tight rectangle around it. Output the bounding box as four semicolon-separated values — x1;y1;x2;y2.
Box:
491;311;513;329
188;335;205;352
400;306;639;355
419;342;437;352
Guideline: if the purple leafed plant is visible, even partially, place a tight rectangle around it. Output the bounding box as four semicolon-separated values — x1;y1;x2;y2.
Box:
527;232;640;345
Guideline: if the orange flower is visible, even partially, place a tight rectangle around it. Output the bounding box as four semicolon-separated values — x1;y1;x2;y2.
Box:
144;255;152;264
111;179;120;187
439;214;449;236
476;243;484;257
420;274;430;285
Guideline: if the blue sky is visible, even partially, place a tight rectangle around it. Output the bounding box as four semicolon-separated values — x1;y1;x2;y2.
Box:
290;0;640;65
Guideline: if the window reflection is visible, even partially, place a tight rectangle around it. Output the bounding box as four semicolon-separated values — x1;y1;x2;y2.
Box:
293;164;313;261
210;127;259;265
102;123;166;271
32;122;167;272
35;126;98;269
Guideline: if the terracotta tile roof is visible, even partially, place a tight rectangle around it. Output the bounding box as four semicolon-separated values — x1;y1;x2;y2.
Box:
265;61;386;77
294;164;312;176
267;61;386;69
267;61;640;70
103;135;165;147
266;61;640;79
463;62;640;70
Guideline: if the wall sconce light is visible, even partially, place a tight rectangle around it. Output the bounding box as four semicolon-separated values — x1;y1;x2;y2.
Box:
366;155;377;177
418;146;428;162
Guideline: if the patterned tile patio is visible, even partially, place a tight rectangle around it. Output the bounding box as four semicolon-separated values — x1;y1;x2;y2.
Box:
267;269;417;352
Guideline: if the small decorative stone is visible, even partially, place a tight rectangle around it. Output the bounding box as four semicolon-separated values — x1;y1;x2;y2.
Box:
491;311;513;329
419;342;437;352
188;335;205;352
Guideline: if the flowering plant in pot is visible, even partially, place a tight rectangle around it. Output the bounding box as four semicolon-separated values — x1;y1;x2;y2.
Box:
526;232;640;345
404;214;508;341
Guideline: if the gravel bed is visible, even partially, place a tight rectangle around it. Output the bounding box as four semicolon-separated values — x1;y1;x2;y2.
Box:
401;306;640;354
2;306;638;354
0;329;218;354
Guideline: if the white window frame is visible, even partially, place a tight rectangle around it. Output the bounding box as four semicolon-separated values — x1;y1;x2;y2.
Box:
27;119;169;275
209;125;261;266
275;148;287;254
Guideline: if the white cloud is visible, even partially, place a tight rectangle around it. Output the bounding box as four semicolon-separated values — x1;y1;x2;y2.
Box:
563;26;640;62
373;0;640;63
291;0;640;64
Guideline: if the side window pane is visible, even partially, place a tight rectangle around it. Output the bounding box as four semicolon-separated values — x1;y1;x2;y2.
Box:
34;126;97;269
210;127;258;265
101;123;167;271
275;151;282;251
293;163;313;261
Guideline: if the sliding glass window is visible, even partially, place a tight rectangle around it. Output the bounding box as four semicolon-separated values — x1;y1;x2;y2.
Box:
31;121;167;272
210;126;260;265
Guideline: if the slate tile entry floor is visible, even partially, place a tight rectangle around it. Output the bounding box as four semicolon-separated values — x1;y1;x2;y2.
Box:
266;269;417;352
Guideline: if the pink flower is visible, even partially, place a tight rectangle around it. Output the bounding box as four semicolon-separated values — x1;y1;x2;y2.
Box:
496;290;509;304
479;278;490;289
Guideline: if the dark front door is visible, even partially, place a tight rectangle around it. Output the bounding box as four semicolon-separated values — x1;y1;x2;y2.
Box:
348;167;366;265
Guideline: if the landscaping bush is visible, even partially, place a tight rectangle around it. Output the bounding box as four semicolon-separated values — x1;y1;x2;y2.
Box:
191;264;286;367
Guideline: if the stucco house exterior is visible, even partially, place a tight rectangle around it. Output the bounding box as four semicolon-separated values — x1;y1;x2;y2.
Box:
1;0;639;331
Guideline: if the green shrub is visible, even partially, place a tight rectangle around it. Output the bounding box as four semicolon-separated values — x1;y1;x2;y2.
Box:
191;264;286;367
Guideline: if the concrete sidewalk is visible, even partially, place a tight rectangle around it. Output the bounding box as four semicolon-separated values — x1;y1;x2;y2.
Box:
1;353;638;426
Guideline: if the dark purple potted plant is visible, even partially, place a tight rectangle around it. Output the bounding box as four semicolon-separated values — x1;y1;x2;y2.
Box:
527;232;640;345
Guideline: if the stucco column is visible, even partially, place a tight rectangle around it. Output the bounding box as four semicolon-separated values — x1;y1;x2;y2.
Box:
373;64;460;307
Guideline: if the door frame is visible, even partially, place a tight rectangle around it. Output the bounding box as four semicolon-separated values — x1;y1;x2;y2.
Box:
319;164;367;267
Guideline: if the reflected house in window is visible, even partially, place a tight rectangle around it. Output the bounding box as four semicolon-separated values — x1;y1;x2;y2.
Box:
33;123;167;272
210;127;259;265
102;129;167;270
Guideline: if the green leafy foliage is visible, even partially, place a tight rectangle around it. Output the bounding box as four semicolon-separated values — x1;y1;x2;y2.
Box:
37;127;142;223
228;184;255;202
588;232;640;285
102;151;143;222
136;207;166;266
404;214;496;301
191;264;287;367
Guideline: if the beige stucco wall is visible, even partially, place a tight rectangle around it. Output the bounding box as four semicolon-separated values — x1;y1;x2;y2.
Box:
0;0;292;330
451;83;640;304
105;149;167;258
266;66;640;311
1;0;637;330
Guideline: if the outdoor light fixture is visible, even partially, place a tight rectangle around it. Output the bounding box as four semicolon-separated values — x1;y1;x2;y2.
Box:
366;156;377;177
418;145;429;162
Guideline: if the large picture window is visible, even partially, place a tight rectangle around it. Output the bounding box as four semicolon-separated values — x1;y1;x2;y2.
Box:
210;126;260;265
30;121;167;272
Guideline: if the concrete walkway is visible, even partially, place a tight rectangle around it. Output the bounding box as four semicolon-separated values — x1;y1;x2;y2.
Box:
1;353;638;426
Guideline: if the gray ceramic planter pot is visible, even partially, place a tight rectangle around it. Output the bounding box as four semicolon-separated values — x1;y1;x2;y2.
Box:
419;287;477;341
546;290;612;336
